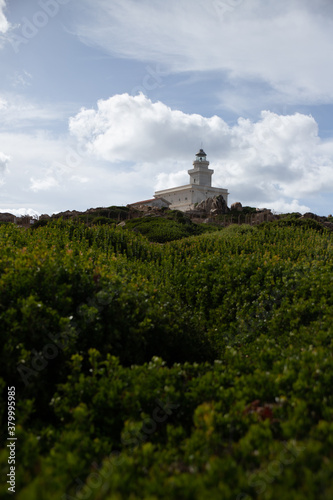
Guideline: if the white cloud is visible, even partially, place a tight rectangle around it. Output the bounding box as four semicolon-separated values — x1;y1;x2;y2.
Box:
1;92;332;216
69;93;333;213
30;175;59;192
0;0;10;35
0;150;10;170
74;0;333;106
155;170;188;191
0;125;140;215
0;93;75;131
69;93;230;163
11;71;33;89
0;208;40;218
262;199;310;214
0;150;10;184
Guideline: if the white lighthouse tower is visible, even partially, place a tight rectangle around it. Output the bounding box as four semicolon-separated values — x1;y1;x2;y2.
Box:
188;149;214;187
154;148;229;211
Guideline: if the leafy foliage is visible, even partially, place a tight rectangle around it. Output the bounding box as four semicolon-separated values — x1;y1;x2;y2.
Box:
123;210;215;242
0;221;333;499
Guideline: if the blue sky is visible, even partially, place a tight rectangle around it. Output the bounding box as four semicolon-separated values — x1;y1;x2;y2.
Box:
1;0;333;216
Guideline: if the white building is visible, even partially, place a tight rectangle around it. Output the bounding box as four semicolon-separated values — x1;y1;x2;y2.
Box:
154;149;229;212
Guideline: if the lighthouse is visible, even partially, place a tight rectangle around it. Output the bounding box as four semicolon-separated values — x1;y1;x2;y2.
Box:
154;148;229;211
188;149;214;186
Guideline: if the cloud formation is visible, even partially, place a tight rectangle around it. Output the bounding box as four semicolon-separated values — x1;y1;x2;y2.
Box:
0;150;10;167
0;93;75;131
0;0;9;35
75;0;333;107
2;92;333;216
69;93;229;163
0;207;40;218
69;93;333;213
0;150;10;184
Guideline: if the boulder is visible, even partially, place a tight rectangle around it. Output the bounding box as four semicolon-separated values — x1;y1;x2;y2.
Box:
231;202;243;212
300;212;325;222
196;195;230;215
301;212;317;219
0;212;15;223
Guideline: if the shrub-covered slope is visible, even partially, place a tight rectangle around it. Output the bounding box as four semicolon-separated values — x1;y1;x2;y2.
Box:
0;221;333;499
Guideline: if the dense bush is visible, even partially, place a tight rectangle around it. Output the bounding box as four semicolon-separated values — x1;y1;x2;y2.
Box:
123;212;208;242
264;217;329;232
91;216;116;225
0;221;333;499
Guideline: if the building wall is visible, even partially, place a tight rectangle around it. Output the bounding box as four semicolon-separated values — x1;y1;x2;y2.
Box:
155;185;229;212
155;186;193;211
153;151;229;212
188;163;214;187
191;186;228;206
145;198;170;208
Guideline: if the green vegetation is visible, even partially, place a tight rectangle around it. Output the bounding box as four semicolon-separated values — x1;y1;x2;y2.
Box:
1;220;333;499
123;209;219;242
32;206;132;230
76;206;131;226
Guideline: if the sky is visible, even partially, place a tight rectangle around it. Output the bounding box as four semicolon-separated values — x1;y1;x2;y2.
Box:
1;0;333;216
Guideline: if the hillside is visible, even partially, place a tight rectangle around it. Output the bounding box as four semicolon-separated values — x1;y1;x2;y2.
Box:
29;202;333;244
0;220;333;499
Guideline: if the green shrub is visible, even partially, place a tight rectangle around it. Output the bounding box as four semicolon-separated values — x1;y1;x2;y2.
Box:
124;215;201;242
92;216;116;225
1;221;333;499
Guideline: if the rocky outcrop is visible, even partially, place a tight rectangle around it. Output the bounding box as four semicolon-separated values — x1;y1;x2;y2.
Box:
196;195;230;215
231;202;243;212
53;210;82;219
0;212;15;222
300;212;326;222
251;209;276;223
